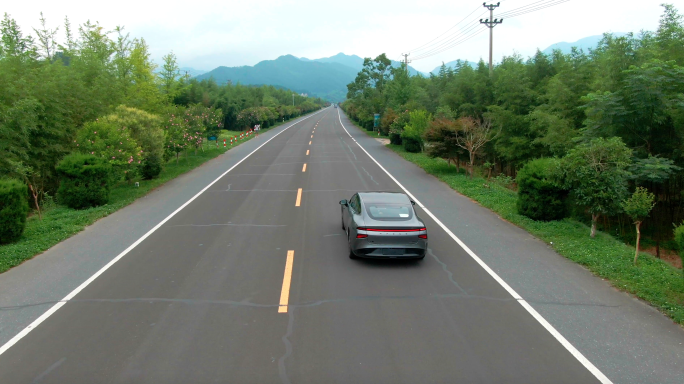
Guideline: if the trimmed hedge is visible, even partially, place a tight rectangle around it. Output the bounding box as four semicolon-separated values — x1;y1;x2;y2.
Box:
403;137;422;153
516;158;568;221
141;154;163;180
56;154;112;209
0;179;29;244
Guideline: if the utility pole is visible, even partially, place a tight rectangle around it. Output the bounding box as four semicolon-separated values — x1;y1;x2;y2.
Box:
401;53;410;75
292;93;295;106
480;2;503;77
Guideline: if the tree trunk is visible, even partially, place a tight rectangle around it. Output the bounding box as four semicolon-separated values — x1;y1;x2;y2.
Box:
469;152;475;180
456;154;460;173
28;183;41;220
591;214;599;237
634;221;641;265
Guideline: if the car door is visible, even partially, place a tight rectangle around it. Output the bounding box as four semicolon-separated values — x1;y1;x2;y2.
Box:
343;194;355;231
348;194;362;239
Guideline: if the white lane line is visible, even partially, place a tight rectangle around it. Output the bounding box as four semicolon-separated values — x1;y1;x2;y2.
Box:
335;109;612;384
0;109;326;358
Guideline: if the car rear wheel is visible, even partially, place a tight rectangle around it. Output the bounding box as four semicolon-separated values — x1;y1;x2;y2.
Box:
347;230;358;259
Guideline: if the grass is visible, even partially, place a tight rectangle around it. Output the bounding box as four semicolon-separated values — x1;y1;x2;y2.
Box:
0;120;290;274
383;143;684;325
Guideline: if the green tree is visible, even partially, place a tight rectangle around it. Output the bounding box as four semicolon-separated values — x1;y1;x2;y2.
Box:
560;137;632;237
621;187;656;264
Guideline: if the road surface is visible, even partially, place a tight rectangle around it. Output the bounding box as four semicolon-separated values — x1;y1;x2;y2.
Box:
0;107;627;383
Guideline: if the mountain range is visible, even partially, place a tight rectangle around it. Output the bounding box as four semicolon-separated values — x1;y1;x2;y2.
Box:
194;34;622;102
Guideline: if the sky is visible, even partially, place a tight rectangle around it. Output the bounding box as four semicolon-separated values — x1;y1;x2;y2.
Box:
5;0;684;73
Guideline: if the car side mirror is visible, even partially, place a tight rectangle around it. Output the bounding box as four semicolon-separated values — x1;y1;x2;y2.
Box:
410;200;416;206
340;199;348;206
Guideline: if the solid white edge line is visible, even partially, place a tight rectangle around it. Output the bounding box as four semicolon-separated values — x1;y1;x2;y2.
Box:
0;108;327;357
336;109;612;384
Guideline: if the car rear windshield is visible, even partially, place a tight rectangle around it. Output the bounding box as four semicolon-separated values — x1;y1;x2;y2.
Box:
365;204;413;221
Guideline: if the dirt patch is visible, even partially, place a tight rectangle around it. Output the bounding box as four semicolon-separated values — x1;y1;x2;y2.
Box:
375;138;390;145
641;246;682;269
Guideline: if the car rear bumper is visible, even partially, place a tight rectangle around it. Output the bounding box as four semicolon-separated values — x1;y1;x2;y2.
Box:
352;242;427;259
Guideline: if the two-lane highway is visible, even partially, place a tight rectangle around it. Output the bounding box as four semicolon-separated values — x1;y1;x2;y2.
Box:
0;107;606;383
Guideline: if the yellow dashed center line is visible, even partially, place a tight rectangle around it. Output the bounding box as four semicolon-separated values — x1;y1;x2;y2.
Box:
278;250;295;313
309;141;312;145
295;188;302;206
302;163;307;172
306;150;309;155
311;135;313;138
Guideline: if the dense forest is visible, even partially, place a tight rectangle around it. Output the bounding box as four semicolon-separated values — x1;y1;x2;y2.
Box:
0;12;324;243
342;5;684;252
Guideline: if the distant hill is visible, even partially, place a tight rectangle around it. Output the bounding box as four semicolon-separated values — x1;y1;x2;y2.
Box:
542;33;627;55
195;55;358;102
299;53;428;77
179;67;207;77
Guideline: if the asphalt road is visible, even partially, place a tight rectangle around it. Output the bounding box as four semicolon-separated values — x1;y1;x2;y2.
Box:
0;107;607;383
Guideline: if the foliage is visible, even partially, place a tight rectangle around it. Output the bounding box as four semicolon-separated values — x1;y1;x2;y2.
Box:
559;137;632;237
622;187;656;222
140;154;162;180
516;158;568;221
75;118;143;179
55;153;112;209
401;110;431;152
674;223;684;275
622;187;656;264
0;178;28;244
424;117;464;166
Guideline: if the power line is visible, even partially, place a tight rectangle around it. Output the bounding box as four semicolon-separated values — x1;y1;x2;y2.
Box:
499;0;570;19
406;0;572;63
409;5;484;54
412;24;487;60
412;20;485;59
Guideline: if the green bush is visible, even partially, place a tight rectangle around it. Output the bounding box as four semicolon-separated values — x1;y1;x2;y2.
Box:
516;158;568;221
389;132;402;145
140;154;163;180
674;224;684;271
56;154;112;209
0;179;29;244
403;137;422;153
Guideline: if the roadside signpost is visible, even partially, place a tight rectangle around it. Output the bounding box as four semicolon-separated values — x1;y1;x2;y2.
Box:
374;113;381;135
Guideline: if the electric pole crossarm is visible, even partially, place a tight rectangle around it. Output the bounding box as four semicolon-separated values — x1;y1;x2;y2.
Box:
479;2;503;76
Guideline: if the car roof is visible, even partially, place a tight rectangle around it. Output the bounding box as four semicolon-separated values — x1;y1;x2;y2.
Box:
358;192;411;205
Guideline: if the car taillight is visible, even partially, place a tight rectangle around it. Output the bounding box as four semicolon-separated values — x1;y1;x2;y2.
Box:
356;234;368;238
357;227;427;232
418;234;428;239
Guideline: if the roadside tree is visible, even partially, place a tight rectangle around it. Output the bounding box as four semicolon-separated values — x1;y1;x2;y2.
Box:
560;137;632;237
622;187;656;264
454;117;497;180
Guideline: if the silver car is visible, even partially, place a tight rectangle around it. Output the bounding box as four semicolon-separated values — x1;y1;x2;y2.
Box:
340;192;428;260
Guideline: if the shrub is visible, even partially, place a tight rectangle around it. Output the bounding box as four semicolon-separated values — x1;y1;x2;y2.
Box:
56;154;112;209
401;110;432;153
516;158;568;221
76;118;143;180
674;223;684;273
389;132;402;145
0;179;29;244
140;153;163;180
403;137;422;153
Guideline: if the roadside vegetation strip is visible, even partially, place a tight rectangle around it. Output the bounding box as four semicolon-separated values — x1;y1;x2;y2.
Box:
385;144;684;325
0;122;290;275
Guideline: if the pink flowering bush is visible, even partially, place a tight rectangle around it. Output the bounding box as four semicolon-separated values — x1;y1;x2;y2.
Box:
76;119;143;179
